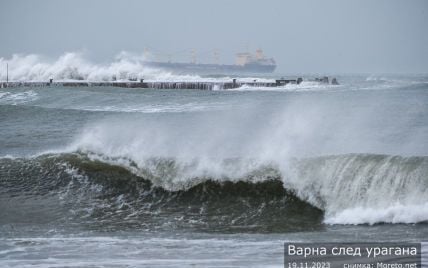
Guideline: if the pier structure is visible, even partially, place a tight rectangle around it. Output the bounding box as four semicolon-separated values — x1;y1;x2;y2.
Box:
0;77;338;90
0;79;298;90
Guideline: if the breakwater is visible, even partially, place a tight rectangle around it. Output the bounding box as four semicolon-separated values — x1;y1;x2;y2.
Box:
0;77;338;90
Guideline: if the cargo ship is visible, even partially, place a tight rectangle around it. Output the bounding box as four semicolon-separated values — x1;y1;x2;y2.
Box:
144;49;276;74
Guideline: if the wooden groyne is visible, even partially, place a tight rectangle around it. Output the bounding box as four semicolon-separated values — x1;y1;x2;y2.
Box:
0;77;338;90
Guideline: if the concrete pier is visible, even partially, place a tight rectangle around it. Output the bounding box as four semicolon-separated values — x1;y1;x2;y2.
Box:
0;80;293;90
0;77;338;90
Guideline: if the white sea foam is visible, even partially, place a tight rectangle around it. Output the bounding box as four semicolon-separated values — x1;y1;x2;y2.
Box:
0;52;192;82
231;81;339;92
0;90;38;104
360;75;426;91
0;236;283;268
324;203;428;225
0;52;273;83
366;76;388;82
287;154;428;225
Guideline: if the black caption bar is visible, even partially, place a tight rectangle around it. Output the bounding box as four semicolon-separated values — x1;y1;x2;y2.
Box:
284;243;422;268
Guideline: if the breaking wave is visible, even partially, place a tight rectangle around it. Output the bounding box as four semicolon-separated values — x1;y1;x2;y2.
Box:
0;52;273;83
0;153;323;233
41;106;425;227
288;154;428;225
0;151;427;231
0;52;194;82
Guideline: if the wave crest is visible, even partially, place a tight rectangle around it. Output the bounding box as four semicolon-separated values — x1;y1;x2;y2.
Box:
0;52;202;82
0;153;323;232
288;154;428;225
1;152;427;228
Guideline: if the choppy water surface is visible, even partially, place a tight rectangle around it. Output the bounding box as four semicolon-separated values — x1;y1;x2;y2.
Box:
1;72;427;267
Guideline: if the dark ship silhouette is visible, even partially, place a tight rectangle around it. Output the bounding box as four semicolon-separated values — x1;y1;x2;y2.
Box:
145;49;276;74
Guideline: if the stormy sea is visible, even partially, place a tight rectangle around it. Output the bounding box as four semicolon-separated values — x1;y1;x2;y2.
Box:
0;54;427;267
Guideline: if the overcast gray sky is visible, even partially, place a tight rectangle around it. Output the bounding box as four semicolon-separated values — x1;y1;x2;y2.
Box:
0;0;427;74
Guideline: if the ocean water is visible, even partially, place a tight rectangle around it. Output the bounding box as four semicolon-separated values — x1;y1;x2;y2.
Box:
0;62;428;267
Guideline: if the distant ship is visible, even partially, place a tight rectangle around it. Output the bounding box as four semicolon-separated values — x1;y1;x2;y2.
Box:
144;49;276;74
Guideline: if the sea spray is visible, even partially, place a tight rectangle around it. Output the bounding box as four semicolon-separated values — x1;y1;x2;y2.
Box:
0;52;183;82
62;115;428;225
0;52;274;83
286;154;428;225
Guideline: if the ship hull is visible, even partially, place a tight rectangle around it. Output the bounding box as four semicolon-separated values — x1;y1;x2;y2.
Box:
145;61;276;74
